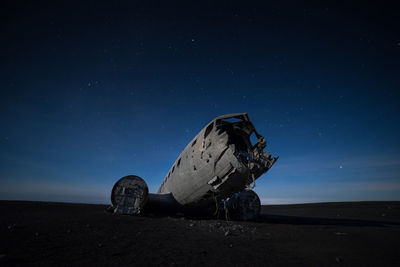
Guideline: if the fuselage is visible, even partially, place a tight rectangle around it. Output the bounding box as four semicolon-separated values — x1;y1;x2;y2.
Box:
157;113;277;207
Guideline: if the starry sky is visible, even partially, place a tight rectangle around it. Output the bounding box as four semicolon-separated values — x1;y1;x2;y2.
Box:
1;1;399;204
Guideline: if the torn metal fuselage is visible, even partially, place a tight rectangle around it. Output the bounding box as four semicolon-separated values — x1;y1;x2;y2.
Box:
110;113;278;220
157;113;277;208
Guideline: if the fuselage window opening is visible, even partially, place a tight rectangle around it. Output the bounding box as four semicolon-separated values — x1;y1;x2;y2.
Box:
250;131;258;146
220;117;243;123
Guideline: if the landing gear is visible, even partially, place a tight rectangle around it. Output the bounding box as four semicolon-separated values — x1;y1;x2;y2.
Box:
224;190;261;221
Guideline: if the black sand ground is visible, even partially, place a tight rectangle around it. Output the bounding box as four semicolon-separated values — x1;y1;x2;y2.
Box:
1;200;399;266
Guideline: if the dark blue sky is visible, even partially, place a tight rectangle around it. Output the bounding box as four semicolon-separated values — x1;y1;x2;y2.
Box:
1;1;399;204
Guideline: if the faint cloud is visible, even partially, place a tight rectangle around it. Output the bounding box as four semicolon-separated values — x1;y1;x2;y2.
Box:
0;179;110;204
342;181;400;191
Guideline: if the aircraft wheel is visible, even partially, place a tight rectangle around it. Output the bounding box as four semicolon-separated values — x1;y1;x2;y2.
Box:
226;190;261;221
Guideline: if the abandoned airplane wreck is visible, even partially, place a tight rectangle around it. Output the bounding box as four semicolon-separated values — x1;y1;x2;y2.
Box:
110;113;278;221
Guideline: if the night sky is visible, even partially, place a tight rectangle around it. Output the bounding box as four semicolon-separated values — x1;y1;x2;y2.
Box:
1;1;399;204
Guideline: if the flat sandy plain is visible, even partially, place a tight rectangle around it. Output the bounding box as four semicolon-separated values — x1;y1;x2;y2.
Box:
1;200;399;266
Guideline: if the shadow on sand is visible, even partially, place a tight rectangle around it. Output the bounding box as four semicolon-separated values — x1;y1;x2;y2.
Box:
257;213;400;227
106;204;400;227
